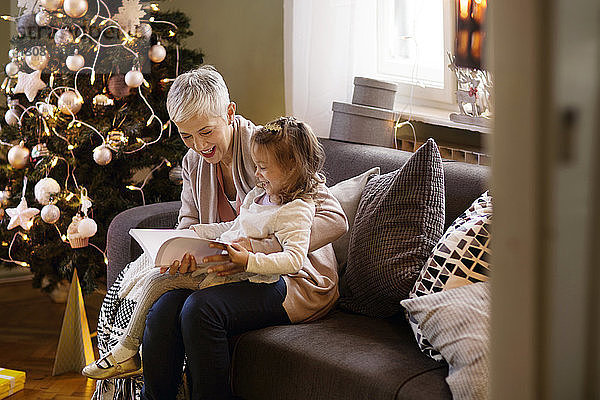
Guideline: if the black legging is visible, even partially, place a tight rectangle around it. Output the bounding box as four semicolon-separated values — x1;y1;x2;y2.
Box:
140;277;290;400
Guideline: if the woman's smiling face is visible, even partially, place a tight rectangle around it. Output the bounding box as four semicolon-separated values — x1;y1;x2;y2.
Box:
175;105;235;164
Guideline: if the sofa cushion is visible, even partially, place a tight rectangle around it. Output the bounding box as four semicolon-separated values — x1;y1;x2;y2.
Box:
408;191;492;360
338;139;445;318
401;283;490;400
231;309;451;400
329;167;381;269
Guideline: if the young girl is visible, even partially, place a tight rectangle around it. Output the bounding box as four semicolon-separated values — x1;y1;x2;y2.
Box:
83;116;325;380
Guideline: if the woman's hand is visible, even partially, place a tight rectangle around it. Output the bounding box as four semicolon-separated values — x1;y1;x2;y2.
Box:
160;253;198;275
203;242;249;276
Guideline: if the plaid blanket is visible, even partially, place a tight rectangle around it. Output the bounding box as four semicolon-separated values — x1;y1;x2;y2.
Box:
91;259;187;399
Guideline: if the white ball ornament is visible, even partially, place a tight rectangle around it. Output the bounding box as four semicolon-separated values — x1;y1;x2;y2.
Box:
93;145;112;165
58;90;83;115
4;109;20;126
63;0;88;18
25;46;49;71
5;62;19;78
40;0;64;12
66;53;85;71
148;43;166;63
35;10;51;26
34;177;61;205
124;69;144;88
41;204;61;224
8;142;30;169
54;29;74;46
77;217;97;238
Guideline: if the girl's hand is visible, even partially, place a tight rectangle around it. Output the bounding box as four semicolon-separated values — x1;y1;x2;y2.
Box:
231;237;253;252
160;253;198;274
204;242;249;276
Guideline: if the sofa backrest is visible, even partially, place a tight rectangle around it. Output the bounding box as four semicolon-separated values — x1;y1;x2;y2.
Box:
320;138;490;229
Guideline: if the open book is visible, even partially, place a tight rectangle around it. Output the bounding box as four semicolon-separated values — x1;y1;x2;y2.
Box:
129;228;229;269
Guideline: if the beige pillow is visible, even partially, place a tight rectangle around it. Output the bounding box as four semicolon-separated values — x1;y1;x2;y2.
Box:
329;167;380;268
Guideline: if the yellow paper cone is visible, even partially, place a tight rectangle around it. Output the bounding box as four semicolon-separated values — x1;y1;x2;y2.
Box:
52;268;94;376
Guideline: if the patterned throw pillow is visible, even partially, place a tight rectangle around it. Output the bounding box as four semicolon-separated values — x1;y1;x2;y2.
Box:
401;282;490;400
339;139;445;318
407;191;492;361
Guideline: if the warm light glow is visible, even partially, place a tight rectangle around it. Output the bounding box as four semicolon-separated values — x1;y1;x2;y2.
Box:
15;261;29;267
149;17;155;22
104;257;109;265
49;73;55;87
1;16;12;21
146;117;153;126
2;242;8;247
61;234;67;241
51;157;58;168
74;37;81;44
150;3;159;11
126;185;137;191
459;0;470;19
143;79;150;88
90;15;97;24
67;121;75;129
136;138;144;143
165;159;172;167
168;30;176;37
90;71;95;85
56;13;64;18
100;19;108;26
65;192;75;201
68;144;75;150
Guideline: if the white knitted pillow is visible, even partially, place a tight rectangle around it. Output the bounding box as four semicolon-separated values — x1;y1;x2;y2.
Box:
401;282;490;400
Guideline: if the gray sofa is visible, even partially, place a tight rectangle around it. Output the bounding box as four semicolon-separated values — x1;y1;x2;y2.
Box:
105;138;489;399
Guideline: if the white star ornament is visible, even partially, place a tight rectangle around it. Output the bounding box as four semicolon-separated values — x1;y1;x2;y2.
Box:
6;197;40;230
14;70;47;103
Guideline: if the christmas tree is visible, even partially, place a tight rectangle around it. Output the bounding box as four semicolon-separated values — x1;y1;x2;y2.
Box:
0;0;203;294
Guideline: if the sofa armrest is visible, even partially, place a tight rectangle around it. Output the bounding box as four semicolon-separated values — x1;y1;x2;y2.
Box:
106;201;181;288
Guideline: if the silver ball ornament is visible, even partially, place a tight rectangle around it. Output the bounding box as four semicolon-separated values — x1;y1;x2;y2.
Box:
58;91;83;115
40;0;64;12
4;109;20;127
63;0;88;18
124;69;144;88
77;217;97;237
66;53;85;71
5;62;19;78
35;10;52;26
93;145;112;165
8;142;30;169
135;23;152;40
148;44;166;63
41;204;61;224
34;177;61;205
54;29;74;46
25;46;49;71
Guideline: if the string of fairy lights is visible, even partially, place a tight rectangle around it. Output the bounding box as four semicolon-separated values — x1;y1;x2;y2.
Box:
0;0;180;267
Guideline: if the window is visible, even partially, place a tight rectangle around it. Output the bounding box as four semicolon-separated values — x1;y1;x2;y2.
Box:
374;0;456;108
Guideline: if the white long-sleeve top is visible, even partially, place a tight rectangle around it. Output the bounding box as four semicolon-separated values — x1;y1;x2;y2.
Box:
190;186;315;283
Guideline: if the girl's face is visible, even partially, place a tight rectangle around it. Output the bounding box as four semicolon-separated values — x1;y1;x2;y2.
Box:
251;145;289;199
174;103;235;165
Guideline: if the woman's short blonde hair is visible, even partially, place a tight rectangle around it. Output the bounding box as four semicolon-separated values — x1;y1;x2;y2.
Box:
166;65;230;123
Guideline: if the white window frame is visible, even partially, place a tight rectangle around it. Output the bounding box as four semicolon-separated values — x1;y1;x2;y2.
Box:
373;0;457;111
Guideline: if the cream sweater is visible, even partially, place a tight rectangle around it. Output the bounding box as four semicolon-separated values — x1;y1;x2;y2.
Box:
190;186;315;283
177;115;348;323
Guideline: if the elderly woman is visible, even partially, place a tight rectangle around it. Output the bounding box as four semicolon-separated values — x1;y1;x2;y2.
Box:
94;66;347;400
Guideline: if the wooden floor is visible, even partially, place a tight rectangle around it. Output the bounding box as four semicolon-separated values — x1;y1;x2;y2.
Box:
0;279;105;399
